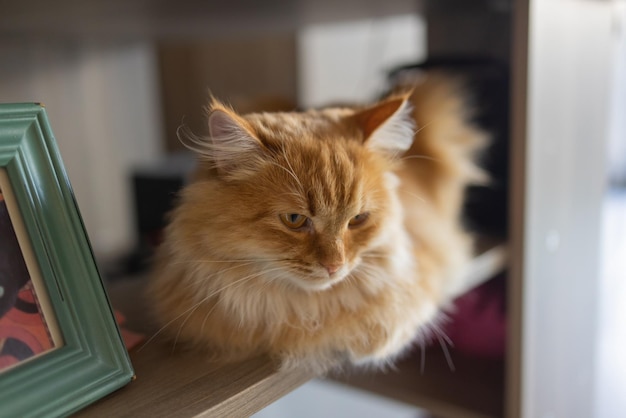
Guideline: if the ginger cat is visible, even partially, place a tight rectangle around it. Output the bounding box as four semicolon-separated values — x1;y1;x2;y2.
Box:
148;73;487;373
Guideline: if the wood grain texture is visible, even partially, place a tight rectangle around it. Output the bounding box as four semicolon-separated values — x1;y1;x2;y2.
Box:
77;345;311;418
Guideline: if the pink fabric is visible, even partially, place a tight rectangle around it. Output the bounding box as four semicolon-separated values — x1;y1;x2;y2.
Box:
443;274;507;358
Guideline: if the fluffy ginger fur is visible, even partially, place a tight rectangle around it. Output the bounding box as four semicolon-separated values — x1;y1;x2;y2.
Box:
147;73;487;373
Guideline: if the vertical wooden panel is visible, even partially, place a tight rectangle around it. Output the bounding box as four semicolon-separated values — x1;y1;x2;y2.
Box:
508;0;529;417
158;35;298;152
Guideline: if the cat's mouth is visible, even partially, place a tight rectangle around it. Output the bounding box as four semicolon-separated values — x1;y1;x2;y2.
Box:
285;264;351;292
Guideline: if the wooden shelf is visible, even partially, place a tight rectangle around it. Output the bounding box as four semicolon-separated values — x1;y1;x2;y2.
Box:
76;344;311;418
0;0;420;40
461;236;508;295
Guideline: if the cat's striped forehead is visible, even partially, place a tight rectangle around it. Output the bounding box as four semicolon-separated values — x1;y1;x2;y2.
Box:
241;109;391;219
245;108;357;144
301;144;362;216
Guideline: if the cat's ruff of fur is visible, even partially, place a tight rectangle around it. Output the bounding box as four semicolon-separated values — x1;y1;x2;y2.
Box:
147;73;487;373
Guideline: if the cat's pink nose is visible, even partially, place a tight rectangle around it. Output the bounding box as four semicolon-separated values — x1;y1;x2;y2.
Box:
322;263;342;275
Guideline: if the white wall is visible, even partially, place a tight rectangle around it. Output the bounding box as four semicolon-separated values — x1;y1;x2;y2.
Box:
297;14;426;108
0;41;163;258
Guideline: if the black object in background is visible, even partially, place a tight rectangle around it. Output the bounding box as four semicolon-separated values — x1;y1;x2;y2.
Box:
389;56;510;236
122;152;194;275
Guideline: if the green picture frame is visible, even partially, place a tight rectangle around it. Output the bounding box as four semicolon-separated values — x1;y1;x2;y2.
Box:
0;103;133;417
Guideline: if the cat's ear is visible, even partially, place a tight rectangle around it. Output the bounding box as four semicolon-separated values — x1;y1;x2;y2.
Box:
203;100;264;178
351;96;415;156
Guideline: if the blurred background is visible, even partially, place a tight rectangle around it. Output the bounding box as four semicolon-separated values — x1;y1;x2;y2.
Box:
1;0;624;417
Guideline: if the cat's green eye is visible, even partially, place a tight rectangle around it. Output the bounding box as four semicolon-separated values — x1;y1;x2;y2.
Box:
280;213;309;229
348;212;370;228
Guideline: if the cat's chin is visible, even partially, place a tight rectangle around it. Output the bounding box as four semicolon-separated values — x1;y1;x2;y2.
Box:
287;271;349;292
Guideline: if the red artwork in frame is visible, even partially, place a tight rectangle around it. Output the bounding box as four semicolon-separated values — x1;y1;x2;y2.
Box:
0;182;62;372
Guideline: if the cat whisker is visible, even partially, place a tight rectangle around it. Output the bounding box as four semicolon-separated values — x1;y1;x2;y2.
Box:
430;321;454;347
351;264;394;288
171;257;293;264
181;278;284;352
436;333;455;372
142;266;286;351
178;261;262;292
343;274;359;289
397;189;427;204
172;273;270;350
196;266;285;306
361;253;389;260
199;267;286;334
139;292;216;352
176;259;298;292
197;266;283;319
278;190;310;204
429;322;455;372
177;124;207;155
399;154;442;164
198;303;221;337
411;116;442;137
281;146;306;194
267;159;305;195
362;265;405;291
420;343;426;375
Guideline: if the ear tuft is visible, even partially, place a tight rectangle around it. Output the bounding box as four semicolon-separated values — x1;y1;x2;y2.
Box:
178;98;264;178
206;107;264;177
352;97;415;156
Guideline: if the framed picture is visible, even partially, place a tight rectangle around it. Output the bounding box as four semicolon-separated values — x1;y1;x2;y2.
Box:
0;104;133;416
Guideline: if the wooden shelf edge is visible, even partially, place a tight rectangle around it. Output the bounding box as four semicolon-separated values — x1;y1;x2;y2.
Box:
459;237;508;295
78;343;313;418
